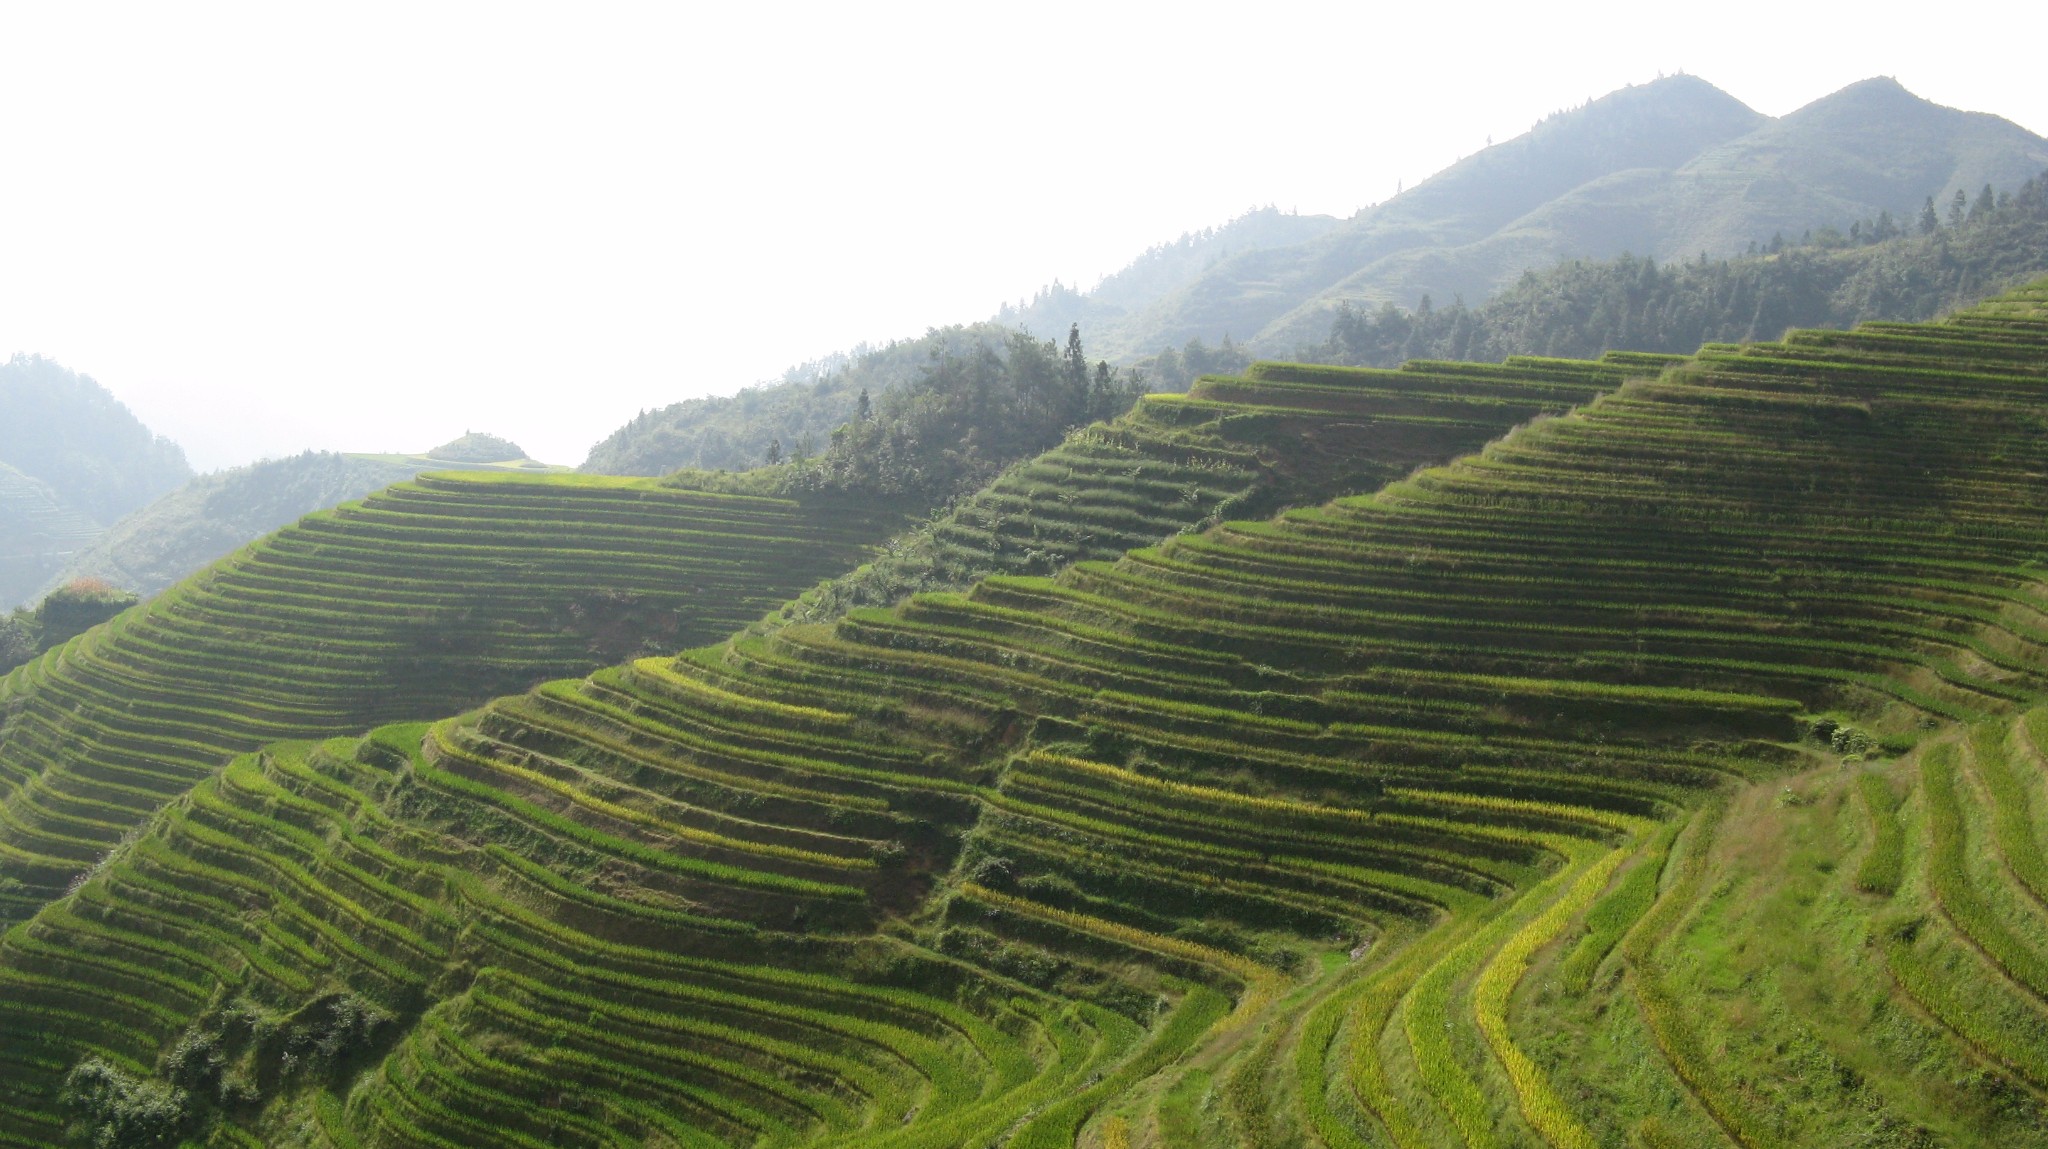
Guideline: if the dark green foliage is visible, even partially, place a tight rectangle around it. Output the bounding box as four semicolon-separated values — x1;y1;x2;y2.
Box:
783;326;1142;500
581;324;1024;477
1139;335;1256;391
33;578;137;651
0;610;33;673
62;1057;191;1148
1308;170;2048;368
273;993;393;1079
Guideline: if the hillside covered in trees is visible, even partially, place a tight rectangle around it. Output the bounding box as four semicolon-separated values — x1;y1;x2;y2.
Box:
587;82;2048;470
0;355;191;607
1016;75;2048;363
584;325;1143;496
581;326;1025;477
1304;167;2048;368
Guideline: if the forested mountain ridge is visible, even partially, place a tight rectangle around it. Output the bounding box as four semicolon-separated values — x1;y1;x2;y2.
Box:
1028;75;2048;361
994;207;1343;346
0;355;191;524
0;355;191;607
587;78;2048;473
1303;165;2048;367
581;325;1027;476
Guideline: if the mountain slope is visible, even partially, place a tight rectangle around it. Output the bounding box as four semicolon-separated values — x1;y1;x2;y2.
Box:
1283;76;2048;351
0;349;1660;931
0;356;193;606
43;454;425;602
782;350;1658;626
4;285;2047;1145
994;207;1345;342
1080;75;1763;357
1666;75;2048;254
0;464;102;611
581;325;1026;477
1310;167;2048;367
0;472;910;924
0;355;191;525
1037;77;2048;362
49;446;565;603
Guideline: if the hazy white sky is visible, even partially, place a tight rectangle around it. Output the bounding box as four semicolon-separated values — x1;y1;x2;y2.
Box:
3;2;2043;470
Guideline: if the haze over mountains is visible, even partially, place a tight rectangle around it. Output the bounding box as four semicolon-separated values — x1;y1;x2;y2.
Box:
589;75;2048;482
10;73;2048;609
0;356;190;607
1003;75;2048;360
0;357;556;608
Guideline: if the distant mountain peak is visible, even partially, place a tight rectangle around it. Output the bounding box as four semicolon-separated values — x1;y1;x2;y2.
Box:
1784;75;1938;124
1536;72;1757;130
427;432;527;463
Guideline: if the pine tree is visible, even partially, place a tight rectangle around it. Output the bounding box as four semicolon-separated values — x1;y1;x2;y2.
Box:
1919;196;1940;236
1970;183;1996;223
1064;324;1090;421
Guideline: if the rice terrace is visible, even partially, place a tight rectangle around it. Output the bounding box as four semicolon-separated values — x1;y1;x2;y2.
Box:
6;26;2048;1149
2;283;2047;1145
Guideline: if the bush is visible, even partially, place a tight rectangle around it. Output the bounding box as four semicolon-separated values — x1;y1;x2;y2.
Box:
62;1056;192;1148
275;992;392;1077
37;577;137;650
0;610;35;672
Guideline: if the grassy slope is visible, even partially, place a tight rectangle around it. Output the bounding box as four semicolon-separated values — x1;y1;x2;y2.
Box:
2;287;2048;1146
0;352;1643;938
47;451;572;604
0;472;910;925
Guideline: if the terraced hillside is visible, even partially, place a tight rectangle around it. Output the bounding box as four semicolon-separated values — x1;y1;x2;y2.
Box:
7;287;2048;1148
0;354;1655;939
788;351;1669;622
0;472;908;925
